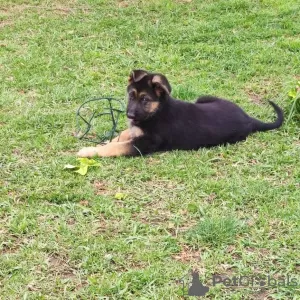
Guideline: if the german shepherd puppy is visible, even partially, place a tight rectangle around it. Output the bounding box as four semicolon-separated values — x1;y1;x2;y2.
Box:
77;70;283;157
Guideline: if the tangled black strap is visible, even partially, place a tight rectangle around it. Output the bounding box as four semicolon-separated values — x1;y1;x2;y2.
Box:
76;97;125;144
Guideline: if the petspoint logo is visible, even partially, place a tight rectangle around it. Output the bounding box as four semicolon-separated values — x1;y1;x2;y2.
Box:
212;274;299;288
179;271;210;297
188;271;210;296
178;271;299;297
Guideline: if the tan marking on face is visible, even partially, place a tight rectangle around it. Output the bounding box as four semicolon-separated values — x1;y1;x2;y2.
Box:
77;141;134;157
148;101;159;113
138;91;148;99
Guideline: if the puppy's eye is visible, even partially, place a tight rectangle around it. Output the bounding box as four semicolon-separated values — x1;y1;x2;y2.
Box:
141;96;148;103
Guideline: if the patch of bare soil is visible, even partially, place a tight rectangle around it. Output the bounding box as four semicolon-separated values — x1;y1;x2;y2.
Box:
0;20;13;28
245;88;263;105
93;180;110;196
172;245;201;263
117;0;138;8
48;253;77;279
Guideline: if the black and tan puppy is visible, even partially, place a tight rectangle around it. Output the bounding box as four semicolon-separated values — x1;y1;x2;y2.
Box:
77;70;283;157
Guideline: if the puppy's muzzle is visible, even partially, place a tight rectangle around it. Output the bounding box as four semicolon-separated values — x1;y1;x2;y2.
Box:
127;112;136;120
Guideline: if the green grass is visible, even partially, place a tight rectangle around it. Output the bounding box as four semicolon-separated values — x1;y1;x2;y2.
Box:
1;0;300;298
185;217;244;247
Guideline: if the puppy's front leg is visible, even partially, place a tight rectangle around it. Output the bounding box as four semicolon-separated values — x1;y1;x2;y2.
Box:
77;140;136;157
111;129;131;142
111;126;144;142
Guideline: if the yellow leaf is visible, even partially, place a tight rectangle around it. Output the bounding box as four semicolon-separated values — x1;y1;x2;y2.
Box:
114;192;127;200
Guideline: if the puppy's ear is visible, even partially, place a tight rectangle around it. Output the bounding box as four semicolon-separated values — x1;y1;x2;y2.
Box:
152;74;172;97
128;70;148;84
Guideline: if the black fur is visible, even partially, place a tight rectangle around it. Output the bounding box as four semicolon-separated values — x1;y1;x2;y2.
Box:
126;70;284;155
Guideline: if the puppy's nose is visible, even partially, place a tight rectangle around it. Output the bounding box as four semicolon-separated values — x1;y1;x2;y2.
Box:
127;113;135;119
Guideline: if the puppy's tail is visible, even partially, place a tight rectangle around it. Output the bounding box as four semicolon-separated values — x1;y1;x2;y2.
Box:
251;101;284;132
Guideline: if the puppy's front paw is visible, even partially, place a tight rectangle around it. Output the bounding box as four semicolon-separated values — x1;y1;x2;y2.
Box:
77;147;99;157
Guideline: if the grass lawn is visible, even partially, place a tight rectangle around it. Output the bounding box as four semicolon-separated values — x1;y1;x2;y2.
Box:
1;0;300;298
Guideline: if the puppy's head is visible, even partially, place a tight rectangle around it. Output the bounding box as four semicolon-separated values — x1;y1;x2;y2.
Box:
126;70;172;124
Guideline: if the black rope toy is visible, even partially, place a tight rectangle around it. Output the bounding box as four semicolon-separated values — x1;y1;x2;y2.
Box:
75;97;126;144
